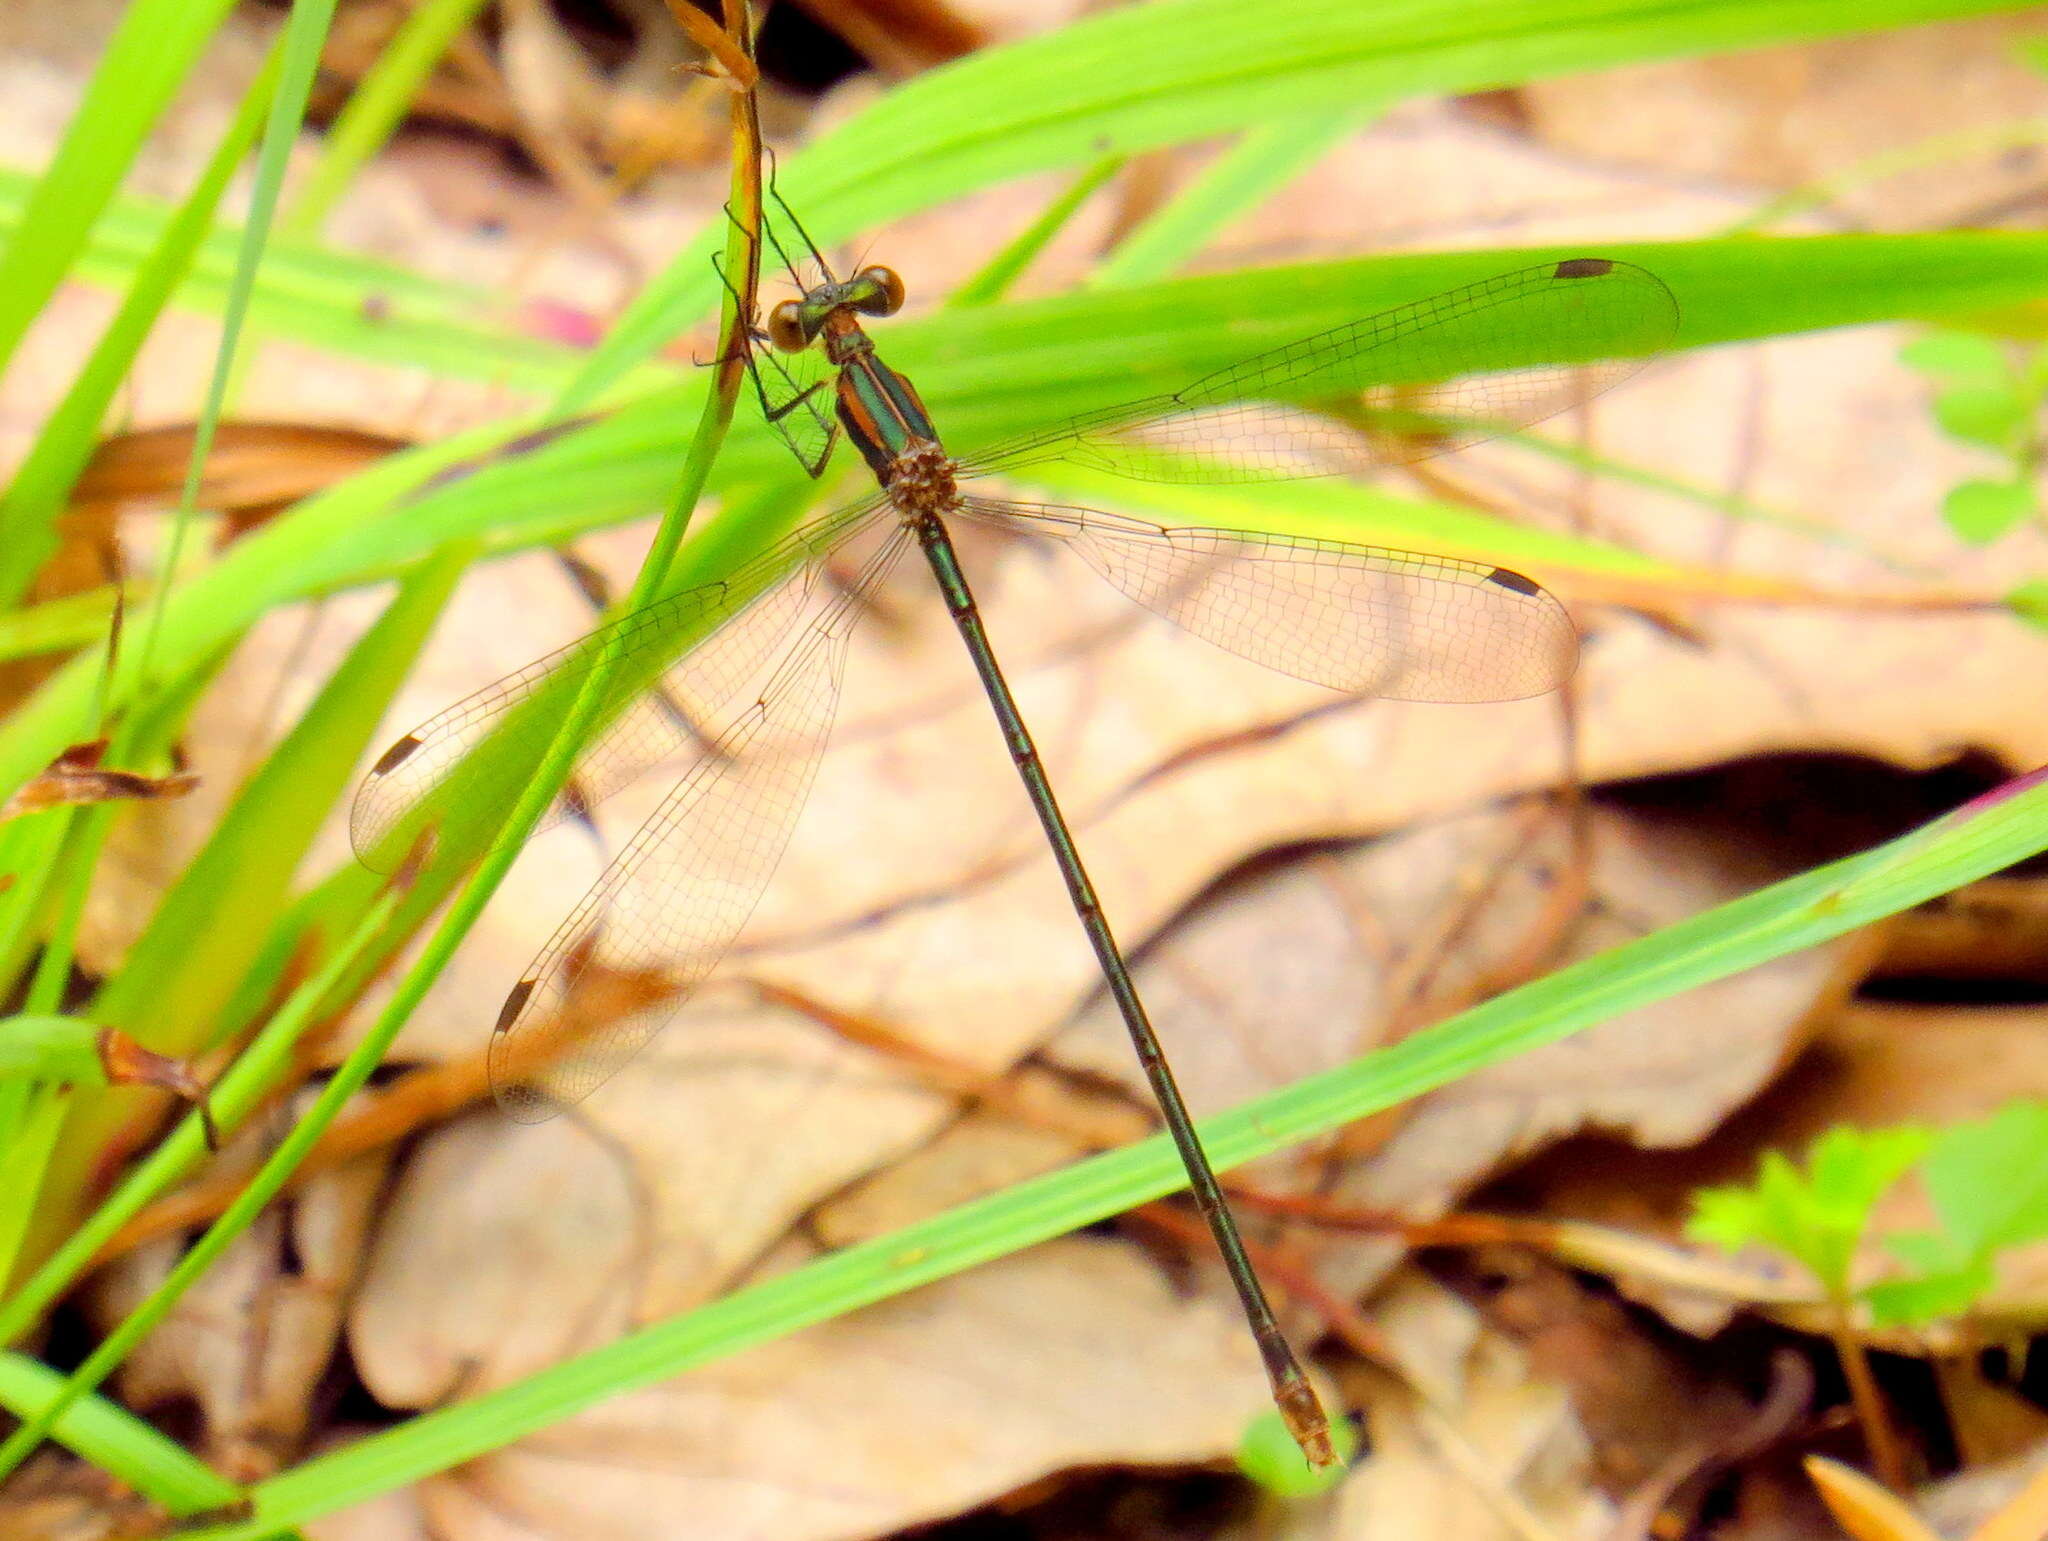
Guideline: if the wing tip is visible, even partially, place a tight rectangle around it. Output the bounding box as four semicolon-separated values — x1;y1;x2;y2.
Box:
493;1081;561;1124
495;977;537;1034
1482;565;1543;596
488;977;567;1124
349;737;427;871
1484;569;1581;700
369;733;423;777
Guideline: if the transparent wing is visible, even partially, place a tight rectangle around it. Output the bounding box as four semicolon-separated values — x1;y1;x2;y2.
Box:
961;259;1677;485
489;525;916;1120
350;499;888;873
959;499;1577;703
740;189;844;478
743;325;839;479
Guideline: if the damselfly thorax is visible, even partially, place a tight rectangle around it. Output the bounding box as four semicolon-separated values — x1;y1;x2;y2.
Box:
767;264;966;517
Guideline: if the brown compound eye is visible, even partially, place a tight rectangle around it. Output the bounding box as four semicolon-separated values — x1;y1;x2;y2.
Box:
766;299;808;352
852;265;904;318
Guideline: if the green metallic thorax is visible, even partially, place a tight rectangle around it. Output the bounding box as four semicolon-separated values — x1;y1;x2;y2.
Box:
823;313;938;483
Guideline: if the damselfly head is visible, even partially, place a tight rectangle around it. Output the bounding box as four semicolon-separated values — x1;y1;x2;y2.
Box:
765;265;907;352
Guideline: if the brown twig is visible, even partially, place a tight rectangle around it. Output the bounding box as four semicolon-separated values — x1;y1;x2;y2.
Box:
662;0;759;86
1832;1313;1911;1493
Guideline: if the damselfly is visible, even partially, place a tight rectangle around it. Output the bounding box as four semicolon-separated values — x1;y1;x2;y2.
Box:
354;204;1675;1464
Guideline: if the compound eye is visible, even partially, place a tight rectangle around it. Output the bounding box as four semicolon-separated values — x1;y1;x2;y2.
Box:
853;265;904;317
766;299;808;352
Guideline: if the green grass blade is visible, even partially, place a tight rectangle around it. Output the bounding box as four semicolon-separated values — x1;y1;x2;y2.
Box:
0;590;120;662
90;546;467;1058
0;0;239;378
1089;108;1371;289
0;41;281;611
126;0;342;692
175;767;2048;1537
563;0;2038;409
282;0;493;238
0;888;417;1479
947;155;1126;309
0;0;344;1359
0;229;2039;806
0;816;70;992
1;45;763;1492
0;164;594;390
4;664;224;1280
0;1352;242;1514
0;889;402;1356
0;1094;68;1298
0;0;2031;411
0;1017;105;1082
5;552;467;1279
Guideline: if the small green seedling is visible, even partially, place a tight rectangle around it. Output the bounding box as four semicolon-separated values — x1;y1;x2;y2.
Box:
1237;1405;1357;1497
1690;1124;1931;1304
1899;330;2045;555
1689;1104;2048;1327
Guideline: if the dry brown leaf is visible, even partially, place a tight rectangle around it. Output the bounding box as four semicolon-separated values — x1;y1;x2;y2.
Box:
350;1005;962;1398
304;1479;427;1541
0;1464;169;1541
1959;1442;2048;1541
69;422;404;544
0;741;197;822
318;1;513;141
344;527;1596;1393
495;0;721;247
1807;1454;1945;1541
87;1118;391;1482
816;1119;1081;1248
1874;877;2048;992
794;0;989;75
92;1028;215;1146
1518;15;2048;228
1305;1271;1609;1541
1205;94;1736;277
339;452;2011;1480
380;1239;1270;1541
814;1064;1150;1248
0;495;119;708
1451;1247;1786;1514
1934;1357;2048;1472
345;795;1860;1526
1046;800;1859;1303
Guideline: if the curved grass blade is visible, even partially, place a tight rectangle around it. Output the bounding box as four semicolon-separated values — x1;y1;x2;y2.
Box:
964;258;1678;483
